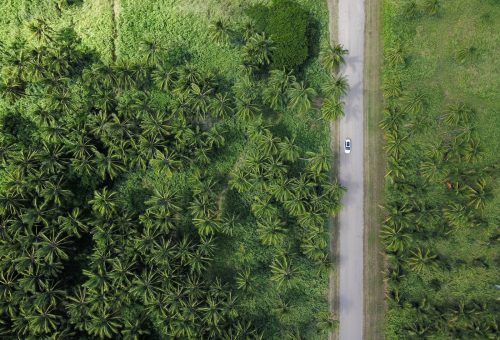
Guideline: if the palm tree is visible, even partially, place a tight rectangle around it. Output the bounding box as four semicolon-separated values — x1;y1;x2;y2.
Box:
189;249;211;274
121;318;150;340
408;247;436;273
114;62;141;90
21;198;54;227
94;151;126;180
35;230;71;262
442;203;474;229
27;18;54;44
89;187;118;217
324;73;349;98
383;202;412;228
152;63;178;91
252;129;280;157
262;69;296;110
141;111;171;137
0;76;26;103
456;46;477;64
465;178;489;211
305;148;330;175
50;87;75;114
193;217;220;236
41;179;72;207
443;103;474;126
242;33;274;67
379;106;404;131
150;149;182;177
402;0;420;19
283;194;307;217
241;20;257;42
131;269;163;304
236;269;253;292
3;168;29;196
321;96;344;121
0;137;15;164
229;168;253;192
209;19;231;45
140;38;163;65
423;0;441;16
270;256;298;289
383;77;403;98
380;224;411;253
316;311;339;332
201;297;223;328
145;187;181;216
35;279;65;308
256;216;286;246
463;137;482;162
384;130;408;159
210;93;234;118
403;90;426;115
277;137;299;162
235;98;261;121
272;296;293;323
287;81;317;114
320;43;348;73
385;44;405;65
25;305;60;335
88;307;121;338
301;234;327;261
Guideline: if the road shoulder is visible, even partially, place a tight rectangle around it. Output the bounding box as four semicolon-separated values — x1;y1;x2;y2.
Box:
363;0;386;338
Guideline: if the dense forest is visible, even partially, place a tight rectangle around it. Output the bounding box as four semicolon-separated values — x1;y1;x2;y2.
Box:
0;1;346;338
382;0;499;338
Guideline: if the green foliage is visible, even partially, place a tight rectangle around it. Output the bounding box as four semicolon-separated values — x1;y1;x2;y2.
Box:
319;43;348;73
382;0;500;338
248;0;311;70
0;3;338;335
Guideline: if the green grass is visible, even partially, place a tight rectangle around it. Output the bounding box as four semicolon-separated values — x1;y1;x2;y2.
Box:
117;0;330;87
0;0;113;61
392;0;500;219
386;0;500;162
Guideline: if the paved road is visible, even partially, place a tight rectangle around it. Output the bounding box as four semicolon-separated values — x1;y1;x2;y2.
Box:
337;0;365;339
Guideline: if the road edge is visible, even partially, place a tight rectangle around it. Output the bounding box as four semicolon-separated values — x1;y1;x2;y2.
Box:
326;0;339;339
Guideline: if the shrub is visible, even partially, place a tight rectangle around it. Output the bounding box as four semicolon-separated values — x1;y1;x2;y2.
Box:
248;0;310;70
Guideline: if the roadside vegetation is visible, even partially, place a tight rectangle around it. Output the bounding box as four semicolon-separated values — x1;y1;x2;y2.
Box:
382;0;499;338
0;0;347;338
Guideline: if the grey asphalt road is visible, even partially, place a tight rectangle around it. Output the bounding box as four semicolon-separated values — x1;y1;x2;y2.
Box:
337;0;365;339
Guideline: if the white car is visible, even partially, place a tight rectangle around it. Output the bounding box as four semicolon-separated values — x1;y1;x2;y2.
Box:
344;138;351;154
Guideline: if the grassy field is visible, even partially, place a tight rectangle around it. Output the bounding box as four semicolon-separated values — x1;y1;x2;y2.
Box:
0;0;114;61
117;0;330;87
382;0;500;338
384;0;500;224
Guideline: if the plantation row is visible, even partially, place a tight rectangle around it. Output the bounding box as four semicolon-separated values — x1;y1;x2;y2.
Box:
382;1;499;338
0;6;346;337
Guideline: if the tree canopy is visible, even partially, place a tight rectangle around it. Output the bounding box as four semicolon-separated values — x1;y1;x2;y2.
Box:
0;16;341;338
